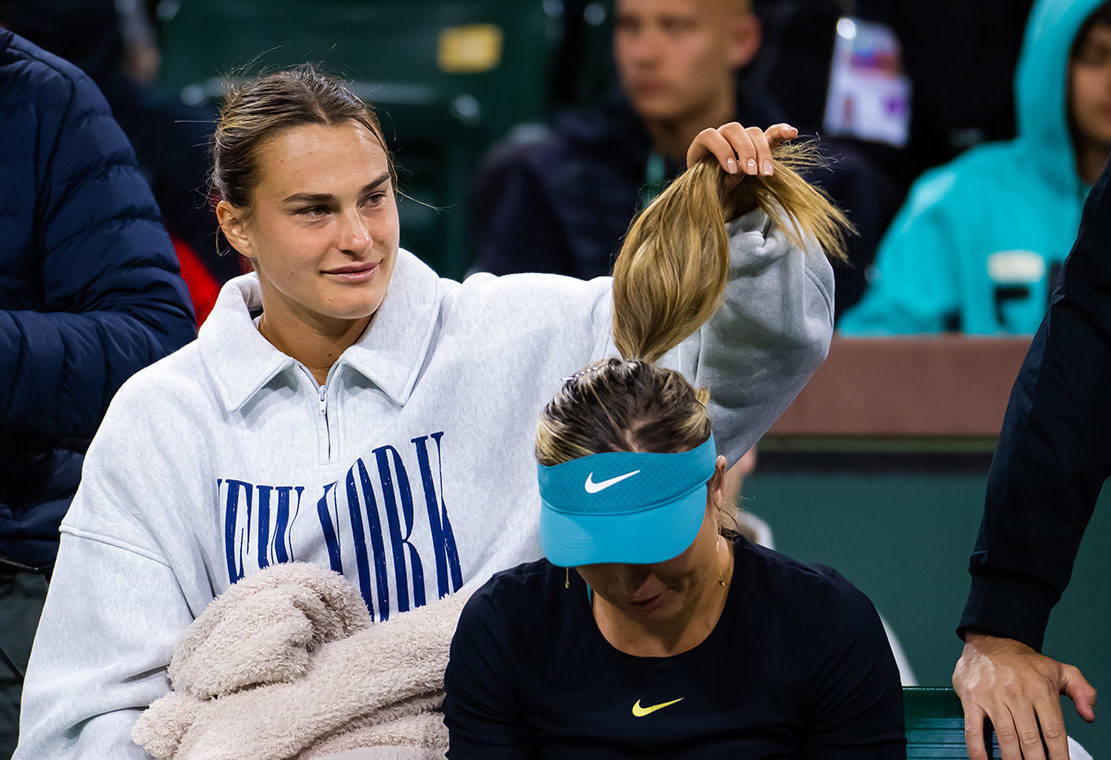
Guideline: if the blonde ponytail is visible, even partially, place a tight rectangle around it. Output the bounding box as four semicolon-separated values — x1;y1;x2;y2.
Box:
612;140;851;364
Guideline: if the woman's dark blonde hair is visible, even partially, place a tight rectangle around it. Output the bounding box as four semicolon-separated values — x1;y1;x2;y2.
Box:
210;64;396;214
536;141;849;528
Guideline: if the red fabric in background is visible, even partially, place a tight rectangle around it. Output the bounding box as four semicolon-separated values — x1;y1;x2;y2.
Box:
171;236;221;326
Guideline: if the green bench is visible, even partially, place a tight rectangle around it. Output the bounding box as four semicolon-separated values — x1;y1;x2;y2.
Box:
906;687;999;759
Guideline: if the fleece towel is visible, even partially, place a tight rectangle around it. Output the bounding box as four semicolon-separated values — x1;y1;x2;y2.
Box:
133;562;468;760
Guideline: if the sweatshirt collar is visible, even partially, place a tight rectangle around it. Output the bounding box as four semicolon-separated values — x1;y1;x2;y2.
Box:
199;249;443;412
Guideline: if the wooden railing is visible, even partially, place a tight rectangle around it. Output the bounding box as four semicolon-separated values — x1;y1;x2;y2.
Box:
766;335;1033;442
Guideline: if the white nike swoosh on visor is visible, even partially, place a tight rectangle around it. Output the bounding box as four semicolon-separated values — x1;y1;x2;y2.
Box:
584;470;641;493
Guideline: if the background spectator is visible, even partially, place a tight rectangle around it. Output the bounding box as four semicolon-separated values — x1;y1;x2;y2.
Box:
0;0;243;321
0;29;196;757
839;0;1111;335
469;0;900;320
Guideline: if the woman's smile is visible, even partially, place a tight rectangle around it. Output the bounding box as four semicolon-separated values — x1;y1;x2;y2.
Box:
322;260;381;283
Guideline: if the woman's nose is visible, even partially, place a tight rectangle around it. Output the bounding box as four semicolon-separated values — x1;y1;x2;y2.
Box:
617;565;655;593
340;210;371;252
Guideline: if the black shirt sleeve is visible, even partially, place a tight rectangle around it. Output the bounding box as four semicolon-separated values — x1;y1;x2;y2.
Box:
801;572;906;758
958;160;1111;651
443;581;540;760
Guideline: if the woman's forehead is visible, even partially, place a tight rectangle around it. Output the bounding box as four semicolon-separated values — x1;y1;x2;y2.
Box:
254;121;389;195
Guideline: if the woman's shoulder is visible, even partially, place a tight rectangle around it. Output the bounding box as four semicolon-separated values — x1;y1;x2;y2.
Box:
458;559;566;633
453;268;611;314
438;270;613;354
738;538;840;584
116;338;207;396
737;540;894;680
900;141;1043;219
737;539;877;623
100;340;217;440
470;558;562;606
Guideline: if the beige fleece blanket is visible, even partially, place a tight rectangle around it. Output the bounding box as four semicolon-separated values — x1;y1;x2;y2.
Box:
132;562;469;760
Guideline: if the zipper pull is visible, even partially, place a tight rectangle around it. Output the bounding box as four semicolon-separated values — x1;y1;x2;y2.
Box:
318;385;327;416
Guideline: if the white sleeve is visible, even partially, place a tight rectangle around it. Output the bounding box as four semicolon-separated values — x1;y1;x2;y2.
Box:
15;536;191;759
14;376;203;760
683;206;835;464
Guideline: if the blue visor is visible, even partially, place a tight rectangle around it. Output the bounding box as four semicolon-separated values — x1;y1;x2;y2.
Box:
537;434;717;567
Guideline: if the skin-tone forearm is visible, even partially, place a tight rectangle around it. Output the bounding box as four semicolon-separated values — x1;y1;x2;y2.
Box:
952;632;1097;760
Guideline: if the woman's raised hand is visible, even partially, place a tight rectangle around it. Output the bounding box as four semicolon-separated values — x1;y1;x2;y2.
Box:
687;122;798;173
686;123;798;218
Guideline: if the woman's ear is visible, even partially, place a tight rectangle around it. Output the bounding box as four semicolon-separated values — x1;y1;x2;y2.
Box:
708;455;728;503
216;200;252;258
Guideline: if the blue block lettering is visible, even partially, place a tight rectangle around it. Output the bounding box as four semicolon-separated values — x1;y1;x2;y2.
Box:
374;445;426;613
412;432;463;597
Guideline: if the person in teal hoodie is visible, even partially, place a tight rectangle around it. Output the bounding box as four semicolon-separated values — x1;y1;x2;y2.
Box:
839;0;1111;335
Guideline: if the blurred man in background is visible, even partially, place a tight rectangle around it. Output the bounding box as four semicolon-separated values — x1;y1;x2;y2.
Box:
472;0;898;317
0;0;242;320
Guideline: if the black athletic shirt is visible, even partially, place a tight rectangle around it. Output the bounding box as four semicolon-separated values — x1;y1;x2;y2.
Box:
444;537;905;759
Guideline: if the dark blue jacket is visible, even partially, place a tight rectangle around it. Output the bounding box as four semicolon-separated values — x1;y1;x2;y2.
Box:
0;31;196;570
958;154;1111;651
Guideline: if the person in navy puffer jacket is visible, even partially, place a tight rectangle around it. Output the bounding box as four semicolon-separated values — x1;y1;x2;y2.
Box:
0;30;195;750
0;28;196;572
0;26;195;751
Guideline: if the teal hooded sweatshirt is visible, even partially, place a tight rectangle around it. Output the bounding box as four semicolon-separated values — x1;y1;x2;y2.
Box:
840;0;1099;335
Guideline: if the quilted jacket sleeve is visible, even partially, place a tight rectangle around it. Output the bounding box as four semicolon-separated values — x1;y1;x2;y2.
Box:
0;34;195;446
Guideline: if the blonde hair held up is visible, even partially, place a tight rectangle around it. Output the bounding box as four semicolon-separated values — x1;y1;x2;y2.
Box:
612;140;850;364
536;140;848;482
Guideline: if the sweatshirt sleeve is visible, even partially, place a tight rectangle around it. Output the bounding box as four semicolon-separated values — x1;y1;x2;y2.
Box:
14;376;203;759
957;161;1111;651
685;206;835;464
837;169;962;335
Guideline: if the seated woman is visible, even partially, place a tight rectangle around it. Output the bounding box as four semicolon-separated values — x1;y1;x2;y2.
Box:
443;357;905;758
443;150;904;758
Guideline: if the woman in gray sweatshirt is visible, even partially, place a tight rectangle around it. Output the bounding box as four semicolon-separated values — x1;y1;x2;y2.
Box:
16;65;837;759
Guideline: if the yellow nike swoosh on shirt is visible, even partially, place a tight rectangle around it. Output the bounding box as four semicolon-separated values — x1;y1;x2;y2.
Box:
631;697;684;717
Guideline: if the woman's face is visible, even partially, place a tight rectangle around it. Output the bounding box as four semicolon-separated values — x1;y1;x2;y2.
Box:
576;467;726;626
1071;22;1111;152
219;120;400;334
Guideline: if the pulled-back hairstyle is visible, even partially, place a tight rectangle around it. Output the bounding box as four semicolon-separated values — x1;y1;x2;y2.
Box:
210;64;395;212
537;140;847;487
